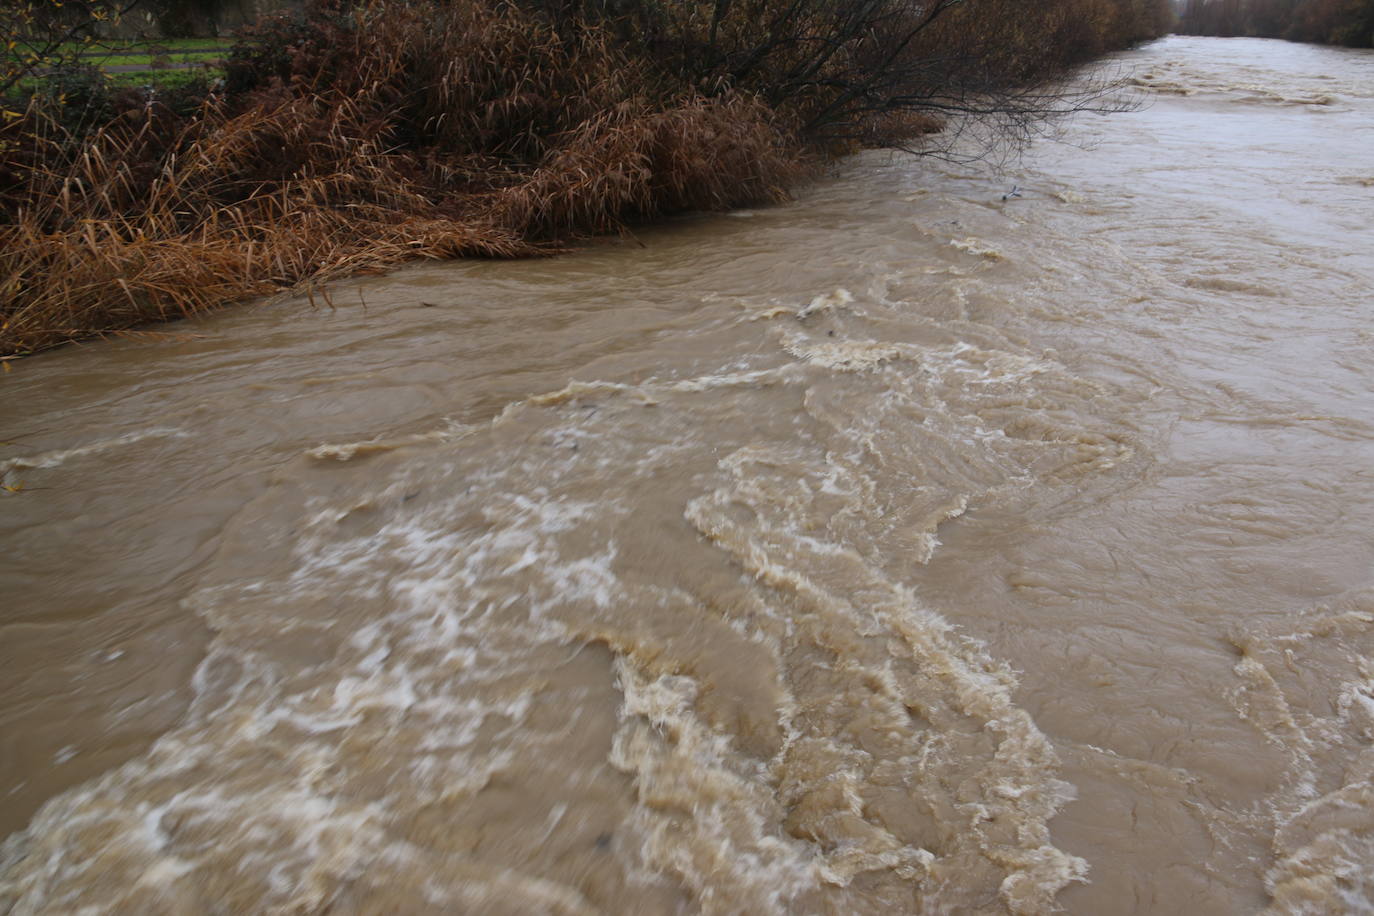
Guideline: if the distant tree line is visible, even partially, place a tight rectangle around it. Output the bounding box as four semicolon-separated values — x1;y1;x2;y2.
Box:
1178;0;1374;45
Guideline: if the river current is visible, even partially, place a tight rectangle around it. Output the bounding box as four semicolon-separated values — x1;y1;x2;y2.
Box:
3;35;1373;914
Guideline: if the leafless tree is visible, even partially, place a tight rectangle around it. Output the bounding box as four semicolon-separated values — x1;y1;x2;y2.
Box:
3;0;147;98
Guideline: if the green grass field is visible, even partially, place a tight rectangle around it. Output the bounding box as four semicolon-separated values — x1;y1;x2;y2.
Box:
96;51;222;65
106;67;223;91
7;38;229;93
75;38;228;67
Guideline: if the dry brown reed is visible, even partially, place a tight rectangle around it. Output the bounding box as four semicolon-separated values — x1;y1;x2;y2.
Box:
491;95;801;238
0;104;533;353
1;0;801;356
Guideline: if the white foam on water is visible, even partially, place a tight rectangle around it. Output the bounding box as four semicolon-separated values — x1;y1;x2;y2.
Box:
0;428;188;474
797;288;855;320
677;433;1091;913
1216;594;1374;914
305;423;469;461
744;288;856;323
951;237;1006;261
783;337;905;372
665;366;799;393
610;659;833;915
1;259;1138;913
0;453;634;912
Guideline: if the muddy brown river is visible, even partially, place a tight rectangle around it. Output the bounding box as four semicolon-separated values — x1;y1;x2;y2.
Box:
3;35;1374;915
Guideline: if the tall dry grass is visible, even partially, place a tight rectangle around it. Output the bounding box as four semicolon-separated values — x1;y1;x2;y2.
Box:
1;0;800;355
1;97;535;353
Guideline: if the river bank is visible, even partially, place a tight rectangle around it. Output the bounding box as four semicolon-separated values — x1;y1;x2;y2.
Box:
1;0;1172;358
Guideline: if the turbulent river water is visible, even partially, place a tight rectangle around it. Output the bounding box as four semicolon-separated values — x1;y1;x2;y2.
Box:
3;35;1374;915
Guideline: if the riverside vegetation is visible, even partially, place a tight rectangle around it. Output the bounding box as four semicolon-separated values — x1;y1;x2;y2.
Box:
1178;0;1374;46
0;0;1175;357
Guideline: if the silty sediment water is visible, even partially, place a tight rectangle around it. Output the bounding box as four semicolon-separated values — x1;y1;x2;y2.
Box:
2;35;1373;915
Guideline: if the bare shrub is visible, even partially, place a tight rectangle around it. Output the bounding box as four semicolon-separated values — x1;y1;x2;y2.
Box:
532;0;1172;153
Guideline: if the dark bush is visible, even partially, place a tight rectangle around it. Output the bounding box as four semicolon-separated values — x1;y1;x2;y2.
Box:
28;63;117;137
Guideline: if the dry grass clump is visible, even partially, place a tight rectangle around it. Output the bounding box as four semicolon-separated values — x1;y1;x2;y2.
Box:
492;95;801;238
0;98;530;354
0;209;530;354
1;94;532;353
0;0;801;355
